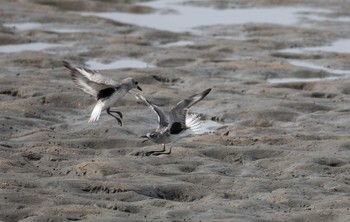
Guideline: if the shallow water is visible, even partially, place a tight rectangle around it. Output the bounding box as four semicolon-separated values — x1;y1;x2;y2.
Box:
275;39;350;83
3;0;350;221
288;60;350;75
281;39;350;54
213;35;247;41
159;40;194;47
86;59;155;69
3;22;42;31
48;28;87;33
0;42;66;53
80;0;326;33
304;14;350;23
267;76;339;84
4;22;87;33
267;59;348;83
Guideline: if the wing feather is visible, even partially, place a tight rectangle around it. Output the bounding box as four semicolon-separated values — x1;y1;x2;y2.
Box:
168;88;211;130
63;60;116;98
132;92;169;130
76;66;117;85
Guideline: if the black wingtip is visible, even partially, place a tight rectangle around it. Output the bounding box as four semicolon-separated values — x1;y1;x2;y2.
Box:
202;88;212;97
62;60;73;70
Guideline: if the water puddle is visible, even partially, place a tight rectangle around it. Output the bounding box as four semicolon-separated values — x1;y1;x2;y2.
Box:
86;59;155;69
288;60;350;75
267;59;348;83
281;39;350;54
159;40;194;47
213;35;247;41
330;16;350;22
3;22;42;31
272;39;350;83
303;14;350;23
79;0;325;33
48;28;88;33
3;22;87;33
267;76;339;84
0;42;67;53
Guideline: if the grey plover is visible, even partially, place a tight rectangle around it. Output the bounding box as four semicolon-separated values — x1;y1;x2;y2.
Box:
63;60;142;125
136;88;211;155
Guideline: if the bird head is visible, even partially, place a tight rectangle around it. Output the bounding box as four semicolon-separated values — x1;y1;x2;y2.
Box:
123;77;142;91
140;131;161;143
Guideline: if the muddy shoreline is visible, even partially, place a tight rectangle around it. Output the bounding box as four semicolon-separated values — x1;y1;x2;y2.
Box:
1;0;350;221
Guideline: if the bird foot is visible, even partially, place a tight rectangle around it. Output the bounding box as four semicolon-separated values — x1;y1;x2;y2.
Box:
145;146;171;156
116;118;123;126
107;108;123;126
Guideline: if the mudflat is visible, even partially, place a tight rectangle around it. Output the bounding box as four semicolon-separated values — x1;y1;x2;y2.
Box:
1;0;350;221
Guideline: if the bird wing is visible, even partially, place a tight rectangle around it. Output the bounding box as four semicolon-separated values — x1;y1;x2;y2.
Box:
132;92;169;131
168;88;211;134
63;60;116;98
76;66;117;85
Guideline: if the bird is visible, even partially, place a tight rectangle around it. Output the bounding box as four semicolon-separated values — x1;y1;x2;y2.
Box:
136;88;212;156
62;60;142;125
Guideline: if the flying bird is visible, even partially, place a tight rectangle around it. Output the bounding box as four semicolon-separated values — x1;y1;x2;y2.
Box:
136;88;211;156
62;60;142;125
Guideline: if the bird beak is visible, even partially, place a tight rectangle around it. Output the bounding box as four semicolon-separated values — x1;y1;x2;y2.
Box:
140;135;148;143
137;86;142;91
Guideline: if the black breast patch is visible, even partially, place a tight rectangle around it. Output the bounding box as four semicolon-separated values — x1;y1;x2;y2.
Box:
170;122;184;134
97;87;115;100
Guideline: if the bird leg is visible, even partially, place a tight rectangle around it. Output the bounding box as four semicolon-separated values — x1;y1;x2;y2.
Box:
106;108;123;126
107;108;123;118
145;144;172;156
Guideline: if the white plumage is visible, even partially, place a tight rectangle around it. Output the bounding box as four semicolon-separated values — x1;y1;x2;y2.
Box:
63;60;142;125
185;113;202;134
136;88;212;155
89;100;104;122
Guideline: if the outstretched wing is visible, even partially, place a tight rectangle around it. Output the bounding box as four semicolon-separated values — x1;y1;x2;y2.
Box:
63;60;116;98
132;92;169;131
168;88;211;134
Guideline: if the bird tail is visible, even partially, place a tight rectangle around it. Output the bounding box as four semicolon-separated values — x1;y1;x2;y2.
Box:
186;113;202;134
89;101;103;122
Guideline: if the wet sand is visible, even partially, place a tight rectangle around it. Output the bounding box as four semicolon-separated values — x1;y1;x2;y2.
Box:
1;0;350;221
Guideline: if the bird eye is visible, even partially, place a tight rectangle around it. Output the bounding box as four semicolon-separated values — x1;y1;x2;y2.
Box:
150;133;156;138
135;81;138;85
